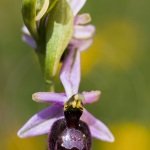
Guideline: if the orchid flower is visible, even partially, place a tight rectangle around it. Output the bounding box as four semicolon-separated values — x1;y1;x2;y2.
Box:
19;0;115;147
18;43;114;143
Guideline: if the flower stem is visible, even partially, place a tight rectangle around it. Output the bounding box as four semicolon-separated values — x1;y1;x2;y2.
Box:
45;80;55;92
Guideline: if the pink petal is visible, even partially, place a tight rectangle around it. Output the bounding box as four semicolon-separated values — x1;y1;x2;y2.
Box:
70;39;93;52
22;25;30;35
82;91;101;105
60;47;80;98
74;13;91;25
17;105;64;138
32;92;67;105
73;25;95;39
67;0;86;16
22;34;37;49
81;109;115;142
22;25;37;48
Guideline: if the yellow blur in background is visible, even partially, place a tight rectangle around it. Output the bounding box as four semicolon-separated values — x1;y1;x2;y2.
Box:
81;20;143;73
101;123;150;150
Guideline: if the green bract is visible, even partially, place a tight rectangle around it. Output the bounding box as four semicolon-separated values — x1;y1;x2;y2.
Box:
22;0;38;40
21;0;74;90
36;0;58;21
45;0;74;84
36;0;49;21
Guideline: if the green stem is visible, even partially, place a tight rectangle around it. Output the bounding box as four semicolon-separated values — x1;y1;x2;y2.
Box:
45;80;55;92
36;40;55;92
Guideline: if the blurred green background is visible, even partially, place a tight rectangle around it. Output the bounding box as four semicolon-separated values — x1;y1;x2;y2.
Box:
0;0;150;149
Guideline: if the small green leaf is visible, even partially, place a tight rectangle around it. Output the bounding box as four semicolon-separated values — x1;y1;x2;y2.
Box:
46;0;58;15
37;0;58;33
36;0;49;21
45;0;74;83
22;0;38;40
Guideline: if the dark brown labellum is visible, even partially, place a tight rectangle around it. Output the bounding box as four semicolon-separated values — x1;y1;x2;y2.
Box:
48;119;91;150
48;94;92;150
